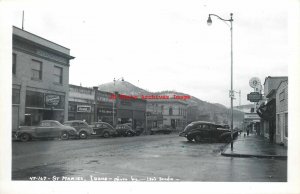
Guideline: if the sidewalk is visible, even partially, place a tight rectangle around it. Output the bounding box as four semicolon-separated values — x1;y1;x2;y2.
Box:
221;133;287;159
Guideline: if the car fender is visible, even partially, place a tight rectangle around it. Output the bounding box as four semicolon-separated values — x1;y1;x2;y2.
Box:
187;130;202;138
219;132;231;141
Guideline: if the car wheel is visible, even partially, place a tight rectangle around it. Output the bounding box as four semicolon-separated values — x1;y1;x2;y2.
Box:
187;136;193;142
103;132;110;138
194;135;202;143
79;131;88;139
127;131;134;137
20;133;30;142
61;131;69;140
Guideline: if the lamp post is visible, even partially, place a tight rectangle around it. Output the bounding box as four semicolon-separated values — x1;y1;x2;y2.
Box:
207;13;234;150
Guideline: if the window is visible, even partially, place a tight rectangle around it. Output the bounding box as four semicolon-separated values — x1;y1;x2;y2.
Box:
12;53;16;74
26;90;44;108
285;113;288;137
54;66;63;84
31;60;42;80
12;88;20;104
276;115;280;135
169;107;173;116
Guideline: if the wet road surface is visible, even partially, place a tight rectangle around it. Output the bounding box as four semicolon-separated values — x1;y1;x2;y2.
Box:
12;134;287;181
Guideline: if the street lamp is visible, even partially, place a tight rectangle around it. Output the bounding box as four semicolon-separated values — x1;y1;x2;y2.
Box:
207;13;234;150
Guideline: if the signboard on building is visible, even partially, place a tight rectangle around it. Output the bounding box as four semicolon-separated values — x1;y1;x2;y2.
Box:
77;105;91;112
45;94;60;106
98;108;115;115
247;92;262;102
244;113;260;120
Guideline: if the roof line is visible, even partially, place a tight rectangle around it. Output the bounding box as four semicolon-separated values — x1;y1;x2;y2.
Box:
13;26;71;50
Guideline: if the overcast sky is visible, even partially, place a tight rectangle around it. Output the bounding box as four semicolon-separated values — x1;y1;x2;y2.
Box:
8;0;288;107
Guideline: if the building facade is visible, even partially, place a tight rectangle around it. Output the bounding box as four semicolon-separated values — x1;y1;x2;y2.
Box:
146;99;188;131
275;80;288;146
68;86;146;130
12;26;74;131
257;76;288;143
68;85;97;124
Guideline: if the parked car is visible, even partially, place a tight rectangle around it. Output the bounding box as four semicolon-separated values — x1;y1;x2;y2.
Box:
63;120;93;139
15;120;77;142
150;126;172;135
89;122;118;138
122;123;144;136
133;126;144;136
179;121;238;143
115;124;136;137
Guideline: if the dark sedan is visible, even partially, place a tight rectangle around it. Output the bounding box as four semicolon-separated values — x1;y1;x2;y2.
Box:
15;120;77;142
115;124;136;137
89;122;118;138
179;121;238;143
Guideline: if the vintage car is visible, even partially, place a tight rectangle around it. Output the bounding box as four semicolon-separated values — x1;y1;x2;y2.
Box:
63;120;94;139
179;121;238;143
115;124;136;137
15;120;77;142
122;123;144;136
89;122;118;138
150;126;172;135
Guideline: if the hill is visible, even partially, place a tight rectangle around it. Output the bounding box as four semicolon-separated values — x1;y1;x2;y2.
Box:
98;81;244;127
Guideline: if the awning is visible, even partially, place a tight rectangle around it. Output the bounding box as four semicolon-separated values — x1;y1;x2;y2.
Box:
257;99;276;120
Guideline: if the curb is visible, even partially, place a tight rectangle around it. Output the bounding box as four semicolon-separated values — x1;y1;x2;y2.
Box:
220;140;287;160
221;152;287;159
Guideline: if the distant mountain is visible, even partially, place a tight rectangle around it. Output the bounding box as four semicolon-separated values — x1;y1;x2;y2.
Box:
98;80;151;96
98;80;244;127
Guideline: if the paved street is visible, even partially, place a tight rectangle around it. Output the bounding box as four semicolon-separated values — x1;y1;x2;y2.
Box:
12;134;287;181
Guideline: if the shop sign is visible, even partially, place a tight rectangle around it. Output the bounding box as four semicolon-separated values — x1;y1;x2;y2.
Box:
77;105;91;112
247;92;262;102
45;95;60;106
98;108;115;115
244;113;260;120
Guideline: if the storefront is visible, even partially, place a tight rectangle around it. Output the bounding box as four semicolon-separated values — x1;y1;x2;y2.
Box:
68;102;95;124
115;95;146;129
24;90;66;125
97;104;115;125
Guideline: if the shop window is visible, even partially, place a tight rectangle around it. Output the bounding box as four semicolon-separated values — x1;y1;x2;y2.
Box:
31;60;42;80
285;113;288;137
12;88;20;104
26;90;44;108
54;66;63;84
12;53;16;75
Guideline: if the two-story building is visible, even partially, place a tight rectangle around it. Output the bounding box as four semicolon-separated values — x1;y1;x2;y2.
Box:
146;99;188;131
12;26;74;131
275;80;288;146
257;76;288;143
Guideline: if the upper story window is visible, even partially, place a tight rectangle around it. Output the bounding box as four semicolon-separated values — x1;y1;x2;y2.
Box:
54;66;63;84
12;53;16;75
169;107;173;116
31;60;42;80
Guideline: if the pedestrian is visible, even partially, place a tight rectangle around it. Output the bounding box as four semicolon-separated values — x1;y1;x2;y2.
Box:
246;127;250;136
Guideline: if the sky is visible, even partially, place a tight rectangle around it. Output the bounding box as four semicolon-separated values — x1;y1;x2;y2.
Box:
7;0;288;107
